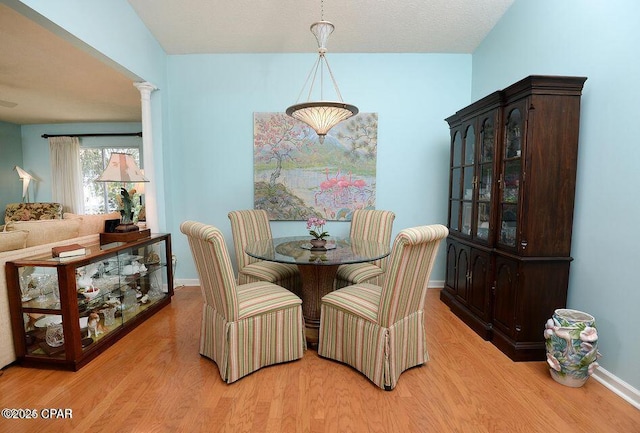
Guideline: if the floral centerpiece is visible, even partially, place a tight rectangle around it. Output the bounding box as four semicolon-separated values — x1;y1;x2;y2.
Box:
307;217;329;239
307;216;329;250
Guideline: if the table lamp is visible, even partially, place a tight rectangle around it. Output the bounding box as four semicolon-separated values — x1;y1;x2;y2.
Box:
96;153;149;232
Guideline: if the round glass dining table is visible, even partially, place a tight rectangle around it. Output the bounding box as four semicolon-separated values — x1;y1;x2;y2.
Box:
245;236;390;345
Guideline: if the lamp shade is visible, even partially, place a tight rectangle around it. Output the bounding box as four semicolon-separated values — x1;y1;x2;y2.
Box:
96;153;149;183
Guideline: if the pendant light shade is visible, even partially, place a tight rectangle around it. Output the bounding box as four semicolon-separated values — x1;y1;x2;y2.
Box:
286;101;358;140
286;19;358;143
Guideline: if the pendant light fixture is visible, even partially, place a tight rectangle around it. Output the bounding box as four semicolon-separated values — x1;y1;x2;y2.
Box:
286;0;358;143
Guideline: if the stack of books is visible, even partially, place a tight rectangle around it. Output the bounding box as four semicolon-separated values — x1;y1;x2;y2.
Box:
52;243;86;258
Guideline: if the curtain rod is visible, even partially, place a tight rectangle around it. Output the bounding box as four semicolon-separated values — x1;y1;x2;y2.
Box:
41;132;142;139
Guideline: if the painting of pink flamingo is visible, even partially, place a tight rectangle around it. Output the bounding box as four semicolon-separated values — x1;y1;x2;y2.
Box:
254;112;377;220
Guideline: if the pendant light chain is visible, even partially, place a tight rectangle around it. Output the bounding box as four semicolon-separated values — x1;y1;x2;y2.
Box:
286;0;358;142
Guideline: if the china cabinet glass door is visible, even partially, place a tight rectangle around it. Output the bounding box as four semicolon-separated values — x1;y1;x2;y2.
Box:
461;124;475;236
475;114;496;242
449;130;462;232
449;123;475;237
498;107;523;248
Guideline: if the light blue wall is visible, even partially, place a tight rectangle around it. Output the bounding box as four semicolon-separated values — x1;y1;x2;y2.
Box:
473;0;640;389
165;53;471;280
0;121;23;217
19;123;143;202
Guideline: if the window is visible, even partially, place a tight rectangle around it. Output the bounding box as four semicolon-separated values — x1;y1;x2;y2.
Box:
80;147;141;214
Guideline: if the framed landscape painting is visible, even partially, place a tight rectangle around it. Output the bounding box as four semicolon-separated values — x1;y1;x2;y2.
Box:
253;112;378;221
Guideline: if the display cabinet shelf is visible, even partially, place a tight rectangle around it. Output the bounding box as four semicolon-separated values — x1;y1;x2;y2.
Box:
6;233;173;370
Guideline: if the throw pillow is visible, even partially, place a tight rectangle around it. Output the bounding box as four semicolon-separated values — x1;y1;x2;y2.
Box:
0;230;29;252
63;212;121;236
5;219;81;247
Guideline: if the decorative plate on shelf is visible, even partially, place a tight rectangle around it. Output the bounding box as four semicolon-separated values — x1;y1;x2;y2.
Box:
34;315;63;328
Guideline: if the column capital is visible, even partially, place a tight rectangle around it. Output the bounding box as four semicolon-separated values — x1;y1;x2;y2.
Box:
134;82;158;98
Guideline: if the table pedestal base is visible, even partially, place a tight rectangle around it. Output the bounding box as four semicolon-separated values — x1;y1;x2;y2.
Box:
297;264;339;346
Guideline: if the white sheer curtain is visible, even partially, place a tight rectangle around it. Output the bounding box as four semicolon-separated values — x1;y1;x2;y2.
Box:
48;136;84;214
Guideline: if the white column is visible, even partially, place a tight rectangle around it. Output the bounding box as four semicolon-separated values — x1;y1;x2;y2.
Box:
134;82;159;232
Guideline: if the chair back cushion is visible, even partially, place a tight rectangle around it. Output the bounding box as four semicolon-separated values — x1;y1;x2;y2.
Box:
228;210;273;270
378;224;448;327
349;209;395;268
180;221;239;320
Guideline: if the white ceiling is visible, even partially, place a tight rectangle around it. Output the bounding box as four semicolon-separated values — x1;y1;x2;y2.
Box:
0;3;142;125
127;0;514;54
0;0;514;125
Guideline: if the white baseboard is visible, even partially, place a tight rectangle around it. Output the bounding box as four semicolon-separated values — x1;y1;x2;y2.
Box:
174;278;199;288
592;367;640;410
428;280;445;289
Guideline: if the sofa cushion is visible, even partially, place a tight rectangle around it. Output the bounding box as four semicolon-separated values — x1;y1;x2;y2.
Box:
63;212;121;236
0;230;29;252
5;219;81;247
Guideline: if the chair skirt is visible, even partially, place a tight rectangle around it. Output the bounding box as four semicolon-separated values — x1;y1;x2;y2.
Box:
200;303;306;383
318;302;428;390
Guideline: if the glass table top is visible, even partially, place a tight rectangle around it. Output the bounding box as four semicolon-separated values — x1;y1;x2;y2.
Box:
245;236;390;266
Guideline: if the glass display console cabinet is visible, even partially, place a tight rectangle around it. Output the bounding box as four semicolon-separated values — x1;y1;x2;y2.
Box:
6;233;173;370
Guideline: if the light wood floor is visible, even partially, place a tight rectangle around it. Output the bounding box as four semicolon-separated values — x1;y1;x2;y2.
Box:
1;287;638;432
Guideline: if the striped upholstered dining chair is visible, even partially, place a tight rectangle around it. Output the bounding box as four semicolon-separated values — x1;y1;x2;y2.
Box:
318;224;448;390
228;210;302;295
334;209;395;289
180;221;306;383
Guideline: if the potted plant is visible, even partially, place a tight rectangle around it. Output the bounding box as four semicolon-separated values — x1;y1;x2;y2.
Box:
307;217;329;249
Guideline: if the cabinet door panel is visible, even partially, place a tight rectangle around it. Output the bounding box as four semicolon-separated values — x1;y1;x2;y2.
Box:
455;247;470;303
493;257;518;337
468;249;491;320
444;241;457;295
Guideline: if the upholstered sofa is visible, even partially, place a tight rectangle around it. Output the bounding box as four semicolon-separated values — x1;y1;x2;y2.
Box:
0;209;120;369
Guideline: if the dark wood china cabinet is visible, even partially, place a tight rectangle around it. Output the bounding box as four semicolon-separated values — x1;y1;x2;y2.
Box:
441;75;587;361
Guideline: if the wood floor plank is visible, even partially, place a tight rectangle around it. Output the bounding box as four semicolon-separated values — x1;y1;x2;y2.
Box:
0;286;638;432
